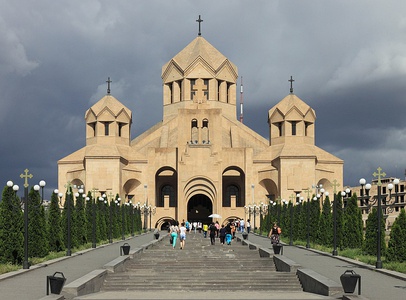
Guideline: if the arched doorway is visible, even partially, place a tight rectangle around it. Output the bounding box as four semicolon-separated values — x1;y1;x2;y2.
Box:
187;194;212;225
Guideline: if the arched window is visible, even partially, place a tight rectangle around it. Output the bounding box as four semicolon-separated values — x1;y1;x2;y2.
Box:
202;119;209;144
191;119;198;144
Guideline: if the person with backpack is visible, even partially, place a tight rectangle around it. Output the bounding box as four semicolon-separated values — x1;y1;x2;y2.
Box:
268;222;282;245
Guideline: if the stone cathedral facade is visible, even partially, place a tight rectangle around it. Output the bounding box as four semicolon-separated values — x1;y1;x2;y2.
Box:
58;35;343;229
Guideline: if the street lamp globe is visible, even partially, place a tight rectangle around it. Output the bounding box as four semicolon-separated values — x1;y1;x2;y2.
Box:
34;185;40;191
341;191;346;197
39;180;46;187
345;188;351;194
393;178;400;185
325;191;329;197
7;181;13;187
13;185;19;192
359;178;366;186
54;189;59;194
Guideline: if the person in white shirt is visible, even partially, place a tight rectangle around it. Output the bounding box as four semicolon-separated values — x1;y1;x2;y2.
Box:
240;219;245;232
179;222;187;249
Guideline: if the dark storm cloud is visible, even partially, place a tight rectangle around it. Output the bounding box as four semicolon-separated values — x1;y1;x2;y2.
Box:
1;0;406;199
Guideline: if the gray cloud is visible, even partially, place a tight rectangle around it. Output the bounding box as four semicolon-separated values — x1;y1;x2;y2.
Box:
1;0;405;199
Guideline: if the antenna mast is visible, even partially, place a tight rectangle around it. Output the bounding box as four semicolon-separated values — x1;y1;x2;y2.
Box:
239;76;244;123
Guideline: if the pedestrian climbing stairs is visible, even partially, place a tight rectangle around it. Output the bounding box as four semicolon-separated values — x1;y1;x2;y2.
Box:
101;233;303;294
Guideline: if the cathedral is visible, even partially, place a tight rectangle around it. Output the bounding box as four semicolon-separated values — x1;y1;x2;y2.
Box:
58;30;343;229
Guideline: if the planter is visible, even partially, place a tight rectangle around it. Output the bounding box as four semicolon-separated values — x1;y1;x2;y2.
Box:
154;232;160;239
242;232;248;240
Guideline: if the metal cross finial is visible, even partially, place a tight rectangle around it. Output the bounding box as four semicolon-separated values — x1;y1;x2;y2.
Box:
288;76;295;93
106;77;112;94
65;181;73;195
196;15;203;36
20;169;33;188
331;179;340;194
373;167;386;186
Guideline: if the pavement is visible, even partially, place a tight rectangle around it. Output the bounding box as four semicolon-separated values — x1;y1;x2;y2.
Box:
0;233;155;300
245;233;406;300
0;231;405;300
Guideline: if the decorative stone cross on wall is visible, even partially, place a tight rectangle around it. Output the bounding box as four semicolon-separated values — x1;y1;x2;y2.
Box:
191;79;208;103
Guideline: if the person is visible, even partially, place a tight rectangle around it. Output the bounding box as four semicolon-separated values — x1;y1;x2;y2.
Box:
179;222;187;249
231;221;236;238
246;219;251;233
225;222;232;245
185;220;190;233
219;224;226;245
268;222;281;245
193;221;197;234
208;222;217;245
197;221;202;233
202;223;208;238
239;218;245;232
169;222;179;249
215;221;220;237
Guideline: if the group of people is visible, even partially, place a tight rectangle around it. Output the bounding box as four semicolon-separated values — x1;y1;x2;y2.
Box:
167;219;282;249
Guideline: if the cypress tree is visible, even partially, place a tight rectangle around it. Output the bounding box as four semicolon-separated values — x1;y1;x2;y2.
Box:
48;190;63;252
28;187;48;258
336;192;344;250
318;195;332;246
386;209;406;262
85;192;93;243
309;196;321;244
74;191;87;246
97;199;107;241
363;207;386;255
342;193;363;249
0;184;24;264
61;190;77;249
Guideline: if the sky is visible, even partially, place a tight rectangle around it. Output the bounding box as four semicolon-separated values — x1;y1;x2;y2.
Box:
1;0;406;200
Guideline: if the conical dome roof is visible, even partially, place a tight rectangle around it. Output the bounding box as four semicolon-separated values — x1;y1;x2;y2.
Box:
85;94;132;120
162;36;237;75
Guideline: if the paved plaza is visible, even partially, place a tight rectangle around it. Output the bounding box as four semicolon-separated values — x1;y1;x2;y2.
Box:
0;231;405;300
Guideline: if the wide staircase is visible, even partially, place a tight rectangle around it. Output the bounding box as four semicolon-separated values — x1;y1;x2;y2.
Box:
97;233;305;299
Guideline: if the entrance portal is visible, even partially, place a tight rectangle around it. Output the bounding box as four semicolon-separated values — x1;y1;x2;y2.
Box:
187;194;212;225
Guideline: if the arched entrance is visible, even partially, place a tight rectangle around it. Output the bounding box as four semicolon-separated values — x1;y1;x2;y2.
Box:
187;194;212;225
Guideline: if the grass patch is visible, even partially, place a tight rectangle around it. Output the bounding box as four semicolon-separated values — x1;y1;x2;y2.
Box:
280;238;406;274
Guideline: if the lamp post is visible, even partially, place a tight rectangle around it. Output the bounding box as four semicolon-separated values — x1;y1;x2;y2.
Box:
148;205;156;230
252;203;258;230
60;181;73;256
304;188;312;248
331;179;340;256
258;202;268;234
373;167;386;269
86;188;99;248
10;170;46;269
359;178;371;213
102;194;114;243
288;194;296;245
341;188;351;208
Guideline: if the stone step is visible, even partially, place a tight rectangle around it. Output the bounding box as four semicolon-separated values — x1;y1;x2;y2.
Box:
101;234;303;293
